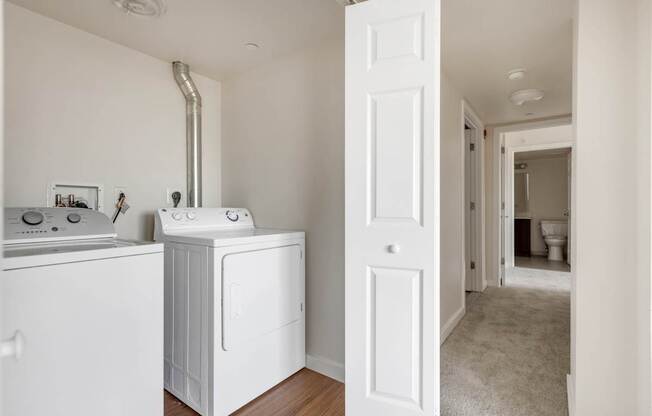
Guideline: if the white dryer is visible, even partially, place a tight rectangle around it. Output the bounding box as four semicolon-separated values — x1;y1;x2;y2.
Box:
2;207;163;416
154;208;305;416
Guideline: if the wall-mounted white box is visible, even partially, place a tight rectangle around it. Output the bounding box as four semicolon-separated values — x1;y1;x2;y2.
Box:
47;182;104;212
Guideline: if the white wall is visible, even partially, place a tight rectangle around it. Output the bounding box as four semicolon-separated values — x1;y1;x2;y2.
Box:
4;4;222;241
573;0;651;414
514;156;569;255
440;73;466;340
221;38;345;378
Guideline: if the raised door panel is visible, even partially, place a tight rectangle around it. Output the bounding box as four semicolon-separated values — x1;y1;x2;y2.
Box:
369;88;423;225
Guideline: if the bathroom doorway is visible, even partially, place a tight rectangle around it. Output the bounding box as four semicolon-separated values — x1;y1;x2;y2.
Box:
504;139;573;289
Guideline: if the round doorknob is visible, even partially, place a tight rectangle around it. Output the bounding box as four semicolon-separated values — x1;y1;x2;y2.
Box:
387;244;401;254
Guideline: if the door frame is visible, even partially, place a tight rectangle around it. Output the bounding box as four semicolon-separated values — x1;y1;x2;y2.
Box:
503;141;574;271
490;117;572;286
461;101;486;292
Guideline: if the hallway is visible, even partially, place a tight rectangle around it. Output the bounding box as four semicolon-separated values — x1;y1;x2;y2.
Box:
441;283;570;415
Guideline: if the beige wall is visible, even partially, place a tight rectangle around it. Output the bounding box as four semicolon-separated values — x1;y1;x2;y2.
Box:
4;4;222;241
573;0;650;413
440;73;466;338
221;38;345;374
514;156;569;255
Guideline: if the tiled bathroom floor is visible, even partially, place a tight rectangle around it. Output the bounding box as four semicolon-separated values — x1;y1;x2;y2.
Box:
515;256;570;272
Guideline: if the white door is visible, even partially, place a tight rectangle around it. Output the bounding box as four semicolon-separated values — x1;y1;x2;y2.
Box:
345;0;440;415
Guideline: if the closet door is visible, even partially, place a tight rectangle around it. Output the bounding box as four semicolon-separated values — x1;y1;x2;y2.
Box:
345;0;441;415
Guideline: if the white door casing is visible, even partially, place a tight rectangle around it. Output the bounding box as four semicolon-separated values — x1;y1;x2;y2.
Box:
345;0;440;415
499;139;506;285
464;128;475;290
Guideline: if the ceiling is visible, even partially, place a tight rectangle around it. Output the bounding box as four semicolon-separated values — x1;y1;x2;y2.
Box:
7;0;344;80
8;0;572;124
515;147;571;161
442;0;574;125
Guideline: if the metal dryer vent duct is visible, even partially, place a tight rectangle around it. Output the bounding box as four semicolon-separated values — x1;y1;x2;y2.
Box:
173;61;202;208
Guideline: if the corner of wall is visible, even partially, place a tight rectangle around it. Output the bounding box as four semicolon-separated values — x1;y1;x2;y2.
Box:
306;354;345;383
441;304;465;345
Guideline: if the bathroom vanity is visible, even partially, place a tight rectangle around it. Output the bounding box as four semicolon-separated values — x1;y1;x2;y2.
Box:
514;217;531;257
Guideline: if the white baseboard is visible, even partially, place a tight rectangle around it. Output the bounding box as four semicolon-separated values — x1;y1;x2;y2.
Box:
567;374;574;416
306;354;345;383
441;305;466;344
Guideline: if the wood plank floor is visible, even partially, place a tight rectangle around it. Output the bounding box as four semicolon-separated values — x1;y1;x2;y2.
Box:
164;369;344;416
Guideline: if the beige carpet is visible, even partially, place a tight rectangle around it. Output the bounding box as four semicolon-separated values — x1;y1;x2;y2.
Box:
441;282;570;415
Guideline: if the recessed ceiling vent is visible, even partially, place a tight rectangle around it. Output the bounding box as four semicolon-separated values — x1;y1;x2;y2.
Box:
112;0;166;17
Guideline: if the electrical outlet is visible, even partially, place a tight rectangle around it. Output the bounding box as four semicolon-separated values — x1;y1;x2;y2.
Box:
166;188;173;204
166;188;182;206
113;186;127;202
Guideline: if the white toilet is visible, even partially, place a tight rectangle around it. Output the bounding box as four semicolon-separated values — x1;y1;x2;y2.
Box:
540;219;568;261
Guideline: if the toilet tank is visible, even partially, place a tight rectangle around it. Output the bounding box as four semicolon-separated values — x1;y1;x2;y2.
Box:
540;220;568;237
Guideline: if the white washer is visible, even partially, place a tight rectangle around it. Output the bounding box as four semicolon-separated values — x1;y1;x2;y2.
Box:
154;208;305;416
2;207;164;416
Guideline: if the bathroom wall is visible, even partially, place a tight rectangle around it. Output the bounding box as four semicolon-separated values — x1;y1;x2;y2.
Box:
514;156;569;255
4;3;222;241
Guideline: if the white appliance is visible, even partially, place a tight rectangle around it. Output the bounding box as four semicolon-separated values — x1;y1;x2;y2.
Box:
154;208;305;416
1;207;164;416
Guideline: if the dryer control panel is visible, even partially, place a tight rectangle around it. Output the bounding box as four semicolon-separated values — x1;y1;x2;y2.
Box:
154;208;254;240
4;207;116;244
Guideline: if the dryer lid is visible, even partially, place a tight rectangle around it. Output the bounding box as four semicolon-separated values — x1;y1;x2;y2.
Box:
162;227;304;247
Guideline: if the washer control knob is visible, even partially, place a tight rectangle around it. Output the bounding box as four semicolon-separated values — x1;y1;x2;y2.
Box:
186;212;197;220
226;210;239;222
171;212;183;221
22;211;44;226
67;213;82;224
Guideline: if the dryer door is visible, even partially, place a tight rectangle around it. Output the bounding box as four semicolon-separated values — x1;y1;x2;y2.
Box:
222;245;302;351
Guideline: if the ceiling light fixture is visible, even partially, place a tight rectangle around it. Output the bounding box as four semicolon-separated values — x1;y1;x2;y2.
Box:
112;0;166;18
245;43;260;50
509;89;544;106
507;68;527;80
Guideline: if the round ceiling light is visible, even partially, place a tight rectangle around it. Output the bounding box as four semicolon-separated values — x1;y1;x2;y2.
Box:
245;43;260;50
507;68;527;80
509;89;544;106
112;0;167;17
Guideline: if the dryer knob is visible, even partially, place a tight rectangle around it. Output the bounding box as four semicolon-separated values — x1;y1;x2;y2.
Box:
171;212;183;221
67;213;82;224
226;210;239;222
186;212;197;220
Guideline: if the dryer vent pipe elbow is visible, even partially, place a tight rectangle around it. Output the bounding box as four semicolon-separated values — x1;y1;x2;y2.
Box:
173;61;202;208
